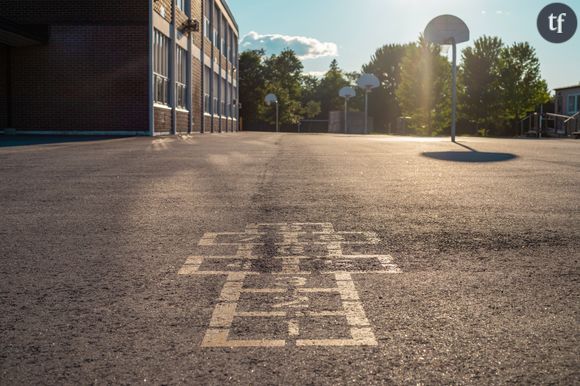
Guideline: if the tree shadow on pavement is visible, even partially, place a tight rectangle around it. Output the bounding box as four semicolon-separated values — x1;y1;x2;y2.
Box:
0;135;126;148
422;142;518;163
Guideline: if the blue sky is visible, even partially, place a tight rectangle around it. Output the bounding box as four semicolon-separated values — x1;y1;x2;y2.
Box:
228;0;579;91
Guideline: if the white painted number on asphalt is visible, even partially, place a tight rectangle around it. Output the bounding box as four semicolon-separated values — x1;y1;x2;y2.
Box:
179;223;401;348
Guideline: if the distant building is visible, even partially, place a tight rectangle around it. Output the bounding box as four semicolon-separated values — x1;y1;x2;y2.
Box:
0;0;239;136
553;85;580;136
555;85;580;116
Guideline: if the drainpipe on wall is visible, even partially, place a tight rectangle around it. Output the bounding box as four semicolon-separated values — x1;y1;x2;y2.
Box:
210;0;215;133
187;15;193;134
148;0;155;136
170;0;177;135
218;14;222;134
200;0;205;134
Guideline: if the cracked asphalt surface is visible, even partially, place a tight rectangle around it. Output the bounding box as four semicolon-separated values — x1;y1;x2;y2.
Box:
0;133;578;384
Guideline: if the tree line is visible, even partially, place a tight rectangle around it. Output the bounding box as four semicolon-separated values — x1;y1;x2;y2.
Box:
239;36;550;136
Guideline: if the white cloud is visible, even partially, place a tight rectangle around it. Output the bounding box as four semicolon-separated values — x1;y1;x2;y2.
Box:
305;71;326;78
240;31;338;60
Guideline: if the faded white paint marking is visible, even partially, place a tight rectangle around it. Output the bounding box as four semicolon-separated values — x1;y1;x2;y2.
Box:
181;223;401;348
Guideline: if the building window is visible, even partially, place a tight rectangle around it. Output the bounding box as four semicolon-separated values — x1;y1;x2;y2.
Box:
229;83;234;118
176;47;187;109
212;3;218;45
203;0;211;39
233;86;237;117
204;66;211;113
221;77;226;116
220;16;226;53
204;17;210;39
154;30;170;105
213;72;219;115
226;27;231;62
568;94;580;114
234;38;238;64
176;0;185;11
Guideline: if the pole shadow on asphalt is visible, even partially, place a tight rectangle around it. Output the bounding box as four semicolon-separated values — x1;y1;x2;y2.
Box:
422;141;518;163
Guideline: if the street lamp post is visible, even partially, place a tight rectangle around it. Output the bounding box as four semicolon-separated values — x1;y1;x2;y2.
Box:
424;15;470;143
357;74;380;134
265;93;279;133
339;87;356;134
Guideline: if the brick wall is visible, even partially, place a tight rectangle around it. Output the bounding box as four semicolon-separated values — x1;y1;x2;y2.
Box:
192;57;203;133
1;0;238;135
176;111;189;134
0;0;148;24
191;0;203;48
155;107;172;134
0;44;8;128
204;115;212;132
154;0;173;24
11;25;149;132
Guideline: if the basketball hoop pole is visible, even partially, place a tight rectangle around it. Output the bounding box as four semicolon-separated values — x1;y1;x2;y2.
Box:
424;15;469;143
364;90;369;134
344;98;348;134
276;101;279;133
451;38;457;143
339;87;356;135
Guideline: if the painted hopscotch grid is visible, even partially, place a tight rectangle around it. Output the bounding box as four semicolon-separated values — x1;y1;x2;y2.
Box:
178;223;401;348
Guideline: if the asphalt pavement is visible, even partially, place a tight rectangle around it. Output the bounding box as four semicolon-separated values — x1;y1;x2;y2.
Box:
0;133;578;384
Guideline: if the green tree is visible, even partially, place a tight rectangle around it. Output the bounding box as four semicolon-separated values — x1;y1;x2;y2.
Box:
260;49;306;127
239;49;266;129
301;74;320;104
460;36;505;136
397;37;451;136
362;43;412;132
303;100;321;119
344;71;365;112
315;59;350;119
499;42;550;135
300;74;322;119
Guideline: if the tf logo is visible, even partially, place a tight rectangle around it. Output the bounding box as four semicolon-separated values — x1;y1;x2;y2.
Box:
538;3;577;43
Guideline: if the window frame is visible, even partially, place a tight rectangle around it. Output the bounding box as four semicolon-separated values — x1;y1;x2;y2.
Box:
154;30;170;106
213;72;219;115
203;0;211;40
568;94;580;114
176;47;188;110
203;66;211;114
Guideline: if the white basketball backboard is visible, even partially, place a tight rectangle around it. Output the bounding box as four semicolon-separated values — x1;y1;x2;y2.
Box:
424;15;470;45
357;74;380;91
339;87;356;99
265;93;278;106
